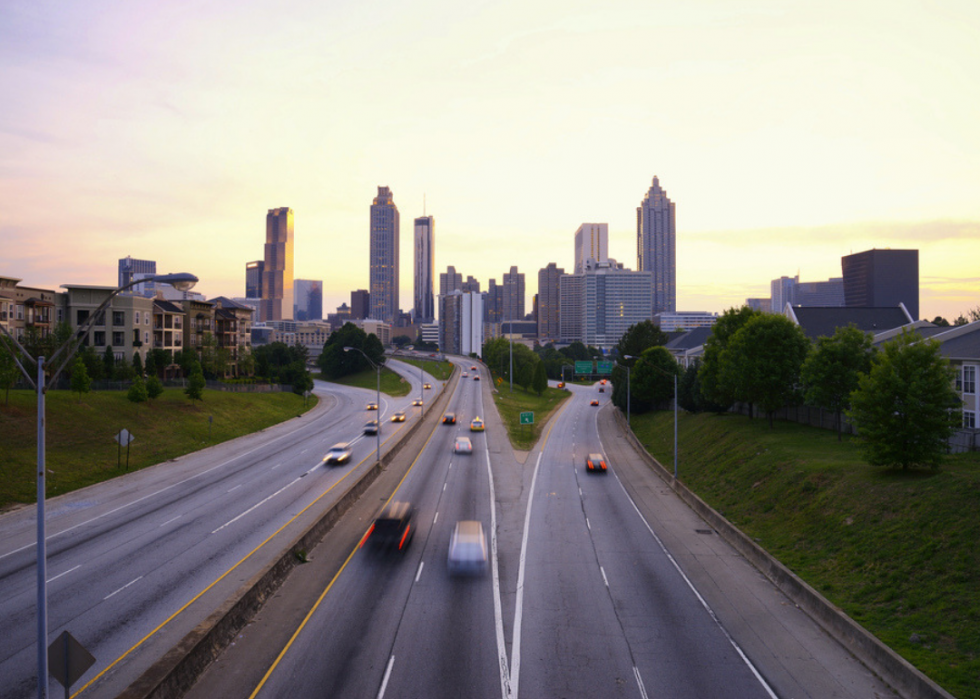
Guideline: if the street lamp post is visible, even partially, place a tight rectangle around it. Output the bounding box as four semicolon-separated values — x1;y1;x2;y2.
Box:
508;319;513;393
622;355;636;427
0;272;197;699
344;346;382;464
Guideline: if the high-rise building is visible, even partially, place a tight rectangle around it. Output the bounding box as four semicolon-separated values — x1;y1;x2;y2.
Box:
351;289;370;320
370;186;400;323
245;260;264;299
438;291;483;356
537;263;564;342
439;266;463;297
462;276;481;293
294;279;323;321
262;207;294;322
560;265;653;349
637;176;676;315
842;249;919;320
485;278;503;324
502;266;525;321
118;256;157;296
574;224;608;273
414;216;435;323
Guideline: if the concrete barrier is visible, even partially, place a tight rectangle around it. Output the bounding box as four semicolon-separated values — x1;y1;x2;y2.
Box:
612;409;955;699
118;368;460;699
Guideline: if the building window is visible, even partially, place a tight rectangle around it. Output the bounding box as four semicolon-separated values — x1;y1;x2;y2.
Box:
93;331;106;347
962;366;976;394
113;331;124;346
113;311;125;326
964;411;976;429
135;311;141;325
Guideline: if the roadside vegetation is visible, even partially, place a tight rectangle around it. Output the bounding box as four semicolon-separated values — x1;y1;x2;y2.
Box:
631;409;980;697
398;357;454;382
326;367;411;397
0;388;313;510
486;377;569;451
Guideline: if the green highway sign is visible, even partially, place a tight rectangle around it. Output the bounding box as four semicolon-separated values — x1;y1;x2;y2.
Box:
574;361;593;375
596;361;613;375
519;411;534;425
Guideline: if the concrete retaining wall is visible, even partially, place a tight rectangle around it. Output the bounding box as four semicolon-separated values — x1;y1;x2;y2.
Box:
613;409;955;699
118;369;460;699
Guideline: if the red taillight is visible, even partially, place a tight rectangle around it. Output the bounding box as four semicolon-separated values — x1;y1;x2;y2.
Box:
398;523;411;550
359;523;375;548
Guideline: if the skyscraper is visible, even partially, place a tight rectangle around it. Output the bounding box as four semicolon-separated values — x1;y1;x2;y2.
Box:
537;263;564;342
439;266;463;297
262;207;294;321
294;279;323;321
370;186;400;323
414;216;435;323
841;249;919;319
118;256;156;296
351;289;370;320
637;176;676;315
245;260;264;299
574;224;608;273
502;266;525;321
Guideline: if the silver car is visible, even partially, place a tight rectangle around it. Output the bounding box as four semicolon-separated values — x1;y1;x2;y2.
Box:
447;520;488;575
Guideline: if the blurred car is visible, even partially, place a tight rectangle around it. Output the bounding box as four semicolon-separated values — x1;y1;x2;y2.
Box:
423;382;432;390
363;501;415;552
454;436;473;454
600;379;607;385
366;401;379;411
586;453;607;473
470;417;485;432
412;398;424;406
442;412;457;424
470;365;477;370
557;381;565;389
473;374;480;381
462;372;469;378
322;443;352;466
391;410;406;422
363;420;379;435
599;386;605;393
448;520;488;575
590;399;599;406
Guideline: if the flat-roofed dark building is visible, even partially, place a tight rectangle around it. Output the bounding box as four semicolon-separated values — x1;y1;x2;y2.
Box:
842;249;919;320
351;289;370;320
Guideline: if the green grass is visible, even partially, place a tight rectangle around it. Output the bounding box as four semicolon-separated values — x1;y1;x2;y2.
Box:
325;367;411;397
0;388;314;510
631;409;980;698
398;358;454;382
489;378;570;451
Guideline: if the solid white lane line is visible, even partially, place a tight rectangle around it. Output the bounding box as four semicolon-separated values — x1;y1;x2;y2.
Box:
47;564;81;583
586;517;592;531
486;442;510;699
159;515;181;527
600;566;609;588
633;666;650;699
212;477;302;534
443;483;447;491
227;484;243;493
611;472;778;699
376;655;395;699
104;576;143;600
415;561;424;583
433;512;439;524
510;452;543;699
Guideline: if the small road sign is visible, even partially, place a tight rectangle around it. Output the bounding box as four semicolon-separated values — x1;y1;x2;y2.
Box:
519;411;534;425
49;630;96;694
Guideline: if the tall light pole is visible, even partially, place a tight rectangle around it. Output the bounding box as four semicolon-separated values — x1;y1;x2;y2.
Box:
344;346;382;464
622;355;636;427
0;272;197;699
508;318;513;393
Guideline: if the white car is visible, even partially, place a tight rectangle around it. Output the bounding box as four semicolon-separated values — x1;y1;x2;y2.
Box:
448;521;488;575
454;436;473;454
322;443;352;465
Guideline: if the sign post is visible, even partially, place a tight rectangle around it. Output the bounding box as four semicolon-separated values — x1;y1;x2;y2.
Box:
114;429;135;470
48;630;95;699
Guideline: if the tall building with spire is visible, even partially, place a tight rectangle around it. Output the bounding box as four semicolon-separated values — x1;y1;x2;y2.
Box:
262;207;294;321
637;176;676;315
414;216;434;323
370;186;400;323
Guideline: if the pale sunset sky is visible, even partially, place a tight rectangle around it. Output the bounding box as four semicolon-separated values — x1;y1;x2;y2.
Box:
2;0;978;321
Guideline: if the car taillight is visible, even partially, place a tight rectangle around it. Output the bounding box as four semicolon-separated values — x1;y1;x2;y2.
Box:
398;524;411;550
359;523;375;548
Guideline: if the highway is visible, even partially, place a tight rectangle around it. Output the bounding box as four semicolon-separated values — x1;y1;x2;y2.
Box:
0;359;443;699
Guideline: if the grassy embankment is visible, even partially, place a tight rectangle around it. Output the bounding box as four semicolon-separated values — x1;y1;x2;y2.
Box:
487;373;570;451
325;367;411;397
398;357;454;382
0;388;313;510
631;409;980;698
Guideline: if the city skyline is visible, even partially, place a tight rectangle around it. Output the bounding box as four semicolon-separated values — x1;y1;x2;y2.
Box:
2;1;978;322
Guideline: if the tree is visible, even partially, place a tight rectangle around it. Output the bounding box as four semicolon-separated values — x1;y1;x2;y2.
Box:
237;345;255;377
185;364;206;400
79;345;105;381
677;361;701;412
532;359;548;396
719;314;810;428
630;347;681;413
615;320;669;362
103;345;116;380
146;374;164;399
132;352;144;378
70;357;92;402
699;306;760;411
317;323;374;380
846;330;961;470
801;325;875;440
931;316;951;327
199;332;220;379
128;375;149;405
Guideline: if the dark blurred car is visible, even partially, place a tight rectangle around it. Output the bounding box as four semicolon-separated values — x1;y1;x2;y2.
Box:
391;411;406;422
586;453;607;473
412;398;424;406
443;413;457;424
423;382;432;390
364;501;415;552
454;436;473;454
364;420;379;435
590;399;599;406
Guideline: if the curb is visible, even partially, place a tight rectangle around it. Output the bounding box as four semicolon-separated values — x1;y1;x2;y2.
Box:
611;408;955;699
117;367;460;699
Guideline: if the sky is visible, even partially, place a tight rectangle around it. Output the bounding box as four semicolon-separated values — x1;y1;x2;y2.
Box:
2;0;979;322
